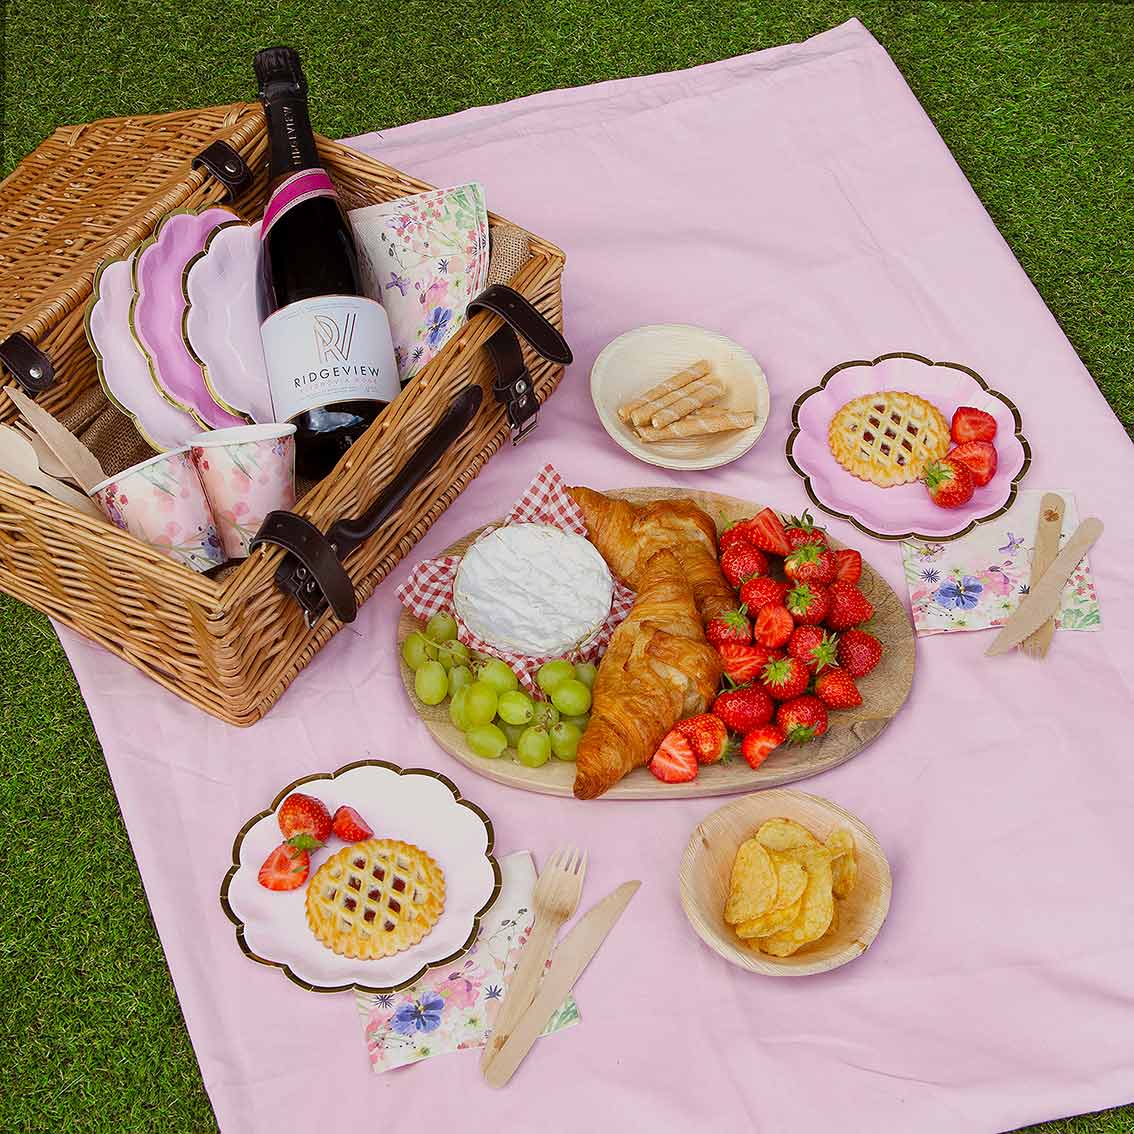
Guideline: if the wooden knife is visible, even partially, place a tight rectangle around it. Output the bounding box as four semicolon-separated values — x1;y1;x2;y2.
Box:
1020;493;1065;657
484;880;640;1088
5;386;106;493
985;518;1103;656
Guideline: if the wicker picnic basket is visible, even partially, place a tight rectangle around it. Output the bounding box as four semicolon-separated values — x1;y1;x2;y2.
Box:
0;102;569;725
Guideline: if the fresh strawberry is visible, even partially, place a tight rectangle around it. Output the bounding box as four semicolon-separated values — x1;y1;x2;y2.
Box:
783;510;829;550
754;603;794;648
718;523;755;556
332;805;373;842
713;685;775;733
951;406;997;444
739;576;788;612
718;642;781;684
258;842;311;891
837;628;883;677
278;792;332;844
825;581;875;631
788;626;839;674
648;729;698;783
676;713;731;765
741;725;786;770
785;582;830;626
720;543;768;586
814;668;863;709
760;656;810;701
832;548;862;585
923;457;975;509
776;695;829;744
948;440;997;487
706;606;751;648
783;543;837;586
741;507;790;556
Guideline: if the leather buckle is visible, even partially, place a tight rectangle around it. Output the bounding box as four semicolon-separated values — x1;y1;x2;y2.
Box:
192;141;253;201
250;511;357;627
0;333;54;394
483;324;539;444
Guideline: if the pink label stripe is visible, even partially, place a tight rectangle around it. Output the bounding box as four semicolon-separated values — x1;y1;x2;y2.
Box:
261;169;337;236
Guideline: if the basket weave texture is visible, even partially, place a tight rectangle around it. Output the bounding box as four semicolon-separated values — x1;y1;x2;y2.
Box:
0;103;567;725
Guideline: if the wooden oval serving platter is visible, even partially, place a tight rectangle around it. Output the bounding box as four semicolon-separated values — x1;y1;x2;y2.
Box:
397;488;915;800
679;789;892;976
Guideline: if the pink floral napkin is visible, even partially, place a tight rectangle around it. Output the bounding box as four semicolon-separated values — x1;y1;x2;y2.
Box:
901;490;1102;636
356;852;579;1074
396;463;635;693
349;183;490;383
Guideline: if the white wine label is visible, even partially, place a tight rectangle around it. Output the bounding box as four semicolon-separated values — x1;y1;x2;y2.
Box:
260;295;400;423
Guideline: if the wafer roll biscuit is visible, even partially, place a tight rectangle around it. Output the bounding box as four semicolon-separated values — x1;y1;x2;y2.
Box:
618;360;711;423
649;377;725;428
636;408;754;442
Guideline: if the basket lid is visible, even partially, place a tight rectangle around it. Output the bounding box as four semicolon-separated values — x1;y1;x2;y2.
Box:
0;102;266;381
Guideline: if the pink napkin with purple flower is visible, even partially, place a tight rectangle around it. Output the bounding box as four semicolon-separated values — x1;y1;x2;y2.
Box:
357;852;578;1073
350;183;490;382
901;489;1102;635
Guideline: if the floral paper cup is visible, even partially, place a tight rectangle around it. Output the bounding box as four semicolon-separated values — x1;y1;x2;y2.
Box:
91;448;224;573
189;424;296;559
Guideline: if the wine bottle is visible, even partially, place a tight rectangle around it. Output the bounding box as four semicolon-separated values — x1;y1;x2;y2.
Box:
254;46;399;480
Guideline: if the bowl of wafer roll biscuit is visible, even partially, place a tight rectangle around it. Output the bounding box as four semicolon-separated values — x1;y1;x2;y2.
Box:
590;323;770;470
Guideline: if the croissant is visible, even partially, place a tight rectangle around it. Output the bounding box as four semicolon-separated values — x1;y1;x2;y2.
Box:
573;548;722;799
567;486;734;621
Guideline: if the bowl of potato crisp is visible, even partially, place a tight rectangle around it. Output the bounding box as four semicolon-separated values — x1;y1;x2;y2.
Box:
678;789;891;976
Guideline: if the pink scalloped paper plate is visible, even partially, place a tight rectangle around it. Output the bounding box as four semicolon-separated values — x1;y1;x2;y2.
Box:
786;352;1030;541
183;219;273;424
131;207;247;430
85;252;201;452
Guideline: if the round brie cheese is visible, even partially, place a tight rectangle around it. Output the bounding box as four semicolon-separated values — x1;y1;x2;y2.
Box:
453;523;614;657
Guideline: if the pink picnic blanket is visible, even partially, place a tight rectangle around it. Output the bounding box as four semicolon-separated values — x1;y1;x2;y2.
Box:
56;19;1134;1133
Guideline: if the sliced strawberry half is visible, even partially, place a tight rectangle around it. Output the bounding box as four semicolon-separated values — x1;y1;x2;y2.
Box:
951;406;997;444
258;843;311;891
741;725;786;770
833;548;862;585
741;507;790;556
754;603;794;648
948;441;997;487
332;805;374;843
648;730;698;783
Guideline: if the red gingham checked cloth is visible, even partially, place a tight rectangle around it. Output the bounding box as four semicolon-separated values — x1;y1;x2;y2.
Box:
397;464;636;693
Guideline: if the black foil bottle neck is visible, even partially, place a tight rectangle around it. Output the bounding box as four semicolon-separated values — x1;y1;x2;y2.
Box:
256;47;320;178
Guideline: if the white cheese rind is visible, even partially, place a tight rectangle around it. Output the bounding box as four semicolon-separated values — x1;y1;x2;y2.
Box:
453;523;614;656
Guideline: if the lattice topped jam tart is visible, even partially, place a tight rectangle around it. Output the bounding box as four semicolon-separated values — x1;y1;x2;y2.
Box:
305;838;446;959
827;390;950;487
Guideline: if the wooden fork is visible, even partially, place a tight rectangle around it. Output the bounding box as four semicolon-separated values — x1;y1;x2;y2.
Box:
481;847;587;1071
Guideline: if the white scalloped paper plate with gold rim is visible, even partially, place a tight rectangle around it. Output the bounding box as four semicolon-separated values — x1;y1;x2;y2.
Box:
220;760;500;994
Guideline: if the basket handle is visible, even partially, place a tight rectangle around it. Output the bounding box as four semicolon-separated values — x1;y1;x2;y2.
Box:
252;384;483;626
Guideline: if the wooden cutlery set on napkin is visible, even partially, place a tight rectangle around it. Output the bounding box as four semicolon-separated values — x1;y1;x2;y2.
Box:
985;493;1103;660
480;848;639;1087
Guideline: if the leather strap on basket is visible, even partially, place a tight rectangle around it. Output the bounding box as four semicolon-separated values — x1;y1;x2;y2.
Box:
192;141;253;201
467;284;573;444
0;333;54;394
250;510;357;625
250;385;484;627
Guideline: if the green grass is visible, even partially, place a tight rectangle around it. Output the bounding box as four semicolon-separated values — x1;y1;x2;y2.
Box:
1;2;1131;1130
